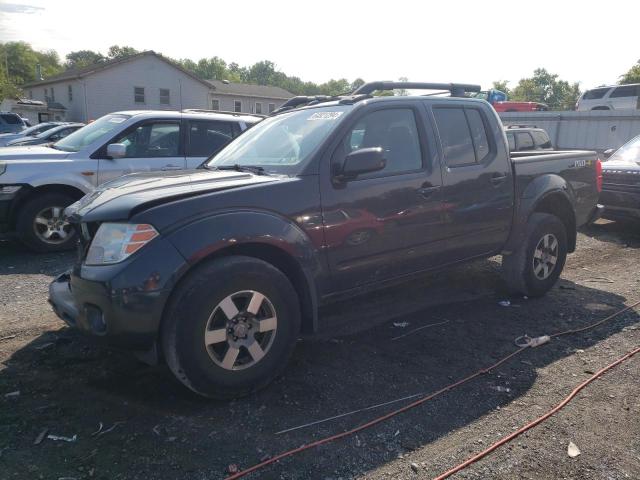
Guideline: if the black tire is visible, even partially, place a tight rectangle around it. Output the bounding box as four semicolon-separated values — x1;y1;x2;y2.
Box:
502;213;567;297
16;193;77;253
162;256;301;399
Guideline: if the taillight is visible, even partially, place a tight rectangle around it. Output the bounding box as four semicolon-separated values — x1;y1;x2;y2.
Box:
596;158;603;193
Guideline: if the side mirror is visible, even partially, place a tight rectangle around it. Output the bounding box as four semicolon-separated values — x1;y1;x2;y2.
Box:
338;147;386;181
602;148;615;159
107;143;127;159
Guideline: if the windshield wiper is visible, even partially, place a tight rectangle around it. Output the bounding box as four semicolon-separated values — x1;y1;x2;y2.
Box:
214;164;266;175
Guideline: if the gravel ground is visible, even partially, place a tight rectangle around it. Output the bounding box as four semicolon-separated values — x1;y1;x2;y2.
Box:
0;219;639;480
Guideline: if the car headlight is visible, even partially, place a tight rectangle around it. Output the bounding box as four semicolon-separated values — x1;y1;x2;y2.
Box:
0;162;6;175
85;223;159;265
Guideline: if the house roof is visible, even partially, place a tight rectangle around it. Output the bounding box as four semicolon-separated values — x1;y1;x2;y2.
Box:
207;80;294;100
22;51;213;89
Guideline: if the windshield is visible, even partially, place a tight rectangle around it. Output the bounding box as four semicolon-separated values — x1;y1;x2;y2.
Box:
54;114;130;152
21;123;54;136
206;105;350;173
609;135;640;164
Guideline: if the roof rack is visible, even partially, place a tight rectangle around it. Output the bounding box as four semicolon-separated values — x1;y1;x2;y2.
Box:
182;109;266;118
353;81;481;97
505;124;538;129
271;95;339;114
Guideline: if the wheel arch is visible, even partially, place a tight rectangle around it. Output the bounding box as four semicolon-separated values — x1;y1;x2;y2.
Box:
162;211;322;336
505;175;577;254
9;184;86;228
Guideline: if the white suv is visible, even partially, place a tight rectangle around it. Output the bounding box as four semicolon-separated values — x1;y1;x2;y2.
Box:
576;84;640;111
0;109;262;252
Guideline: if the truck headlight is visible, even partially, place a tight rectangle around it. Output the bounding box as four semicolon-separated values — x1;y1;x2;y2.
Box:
85;223;158;265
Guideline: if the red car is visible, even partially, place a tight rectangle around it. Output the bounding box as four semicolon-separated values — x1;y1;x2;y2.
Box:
473;89;549;112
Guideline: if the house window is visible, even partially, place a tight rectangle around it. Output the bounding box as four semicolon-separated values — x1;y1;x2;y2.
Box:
268;103;275;113
234;100;242;112
50;87;55;102
29;90;33;99
44;88;48;99
159;88;170;105
68;85;73;102
255;102;262;114
134;86;145;104
211;99;220;110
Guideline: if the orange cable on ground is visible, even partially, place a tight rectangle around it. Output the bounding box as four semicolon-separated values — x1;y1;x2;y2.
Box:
433;344;640;479
224;299;640;480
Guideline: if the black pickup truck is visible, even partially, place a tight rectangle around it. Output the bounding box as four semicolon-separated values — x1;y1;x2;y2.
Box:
49;82;603;398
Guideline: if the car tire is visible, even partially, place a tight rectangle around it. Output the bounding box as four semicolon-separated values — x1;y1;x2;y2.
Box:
16;193;78;253
502;213;567;297
162;255;301;399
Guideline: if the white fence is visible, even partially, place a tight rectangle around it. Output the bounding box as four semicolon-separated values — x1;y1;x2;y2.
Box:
499;110;640;152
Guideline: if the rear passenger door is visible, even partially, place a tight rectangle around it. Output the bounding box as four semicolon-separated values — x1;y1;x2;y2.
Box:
431;104;514;261
97;119;184;185
185;119;239;168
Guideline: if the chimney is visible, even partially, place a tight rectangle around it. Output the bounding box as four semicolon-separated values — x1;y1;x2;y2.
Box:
35;64;43;81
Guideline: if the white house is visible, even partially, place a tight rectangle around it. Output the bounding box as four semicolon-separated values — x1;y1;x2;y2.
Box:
21;51;294;122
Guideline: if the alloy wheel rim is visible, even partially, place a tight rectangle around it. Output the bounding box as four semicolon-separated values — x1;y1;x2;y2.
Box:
532;233;559;280
33;206;73;244
204;290;277;371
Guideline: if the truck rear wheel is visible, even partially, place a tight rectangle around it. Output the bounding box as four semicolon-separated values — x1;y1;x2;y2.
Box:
16;193;77;252
502;213;567;297
162;256;301;399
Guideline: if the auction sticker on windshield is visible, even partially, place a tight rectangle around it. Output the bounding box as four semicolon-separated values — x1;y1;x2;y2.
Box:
308;112;344;120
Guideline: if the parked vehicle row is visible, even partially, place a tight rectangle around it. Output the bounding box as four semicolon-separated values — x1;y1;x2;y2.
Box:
48;81;603;399
0;122;71;147
4;123;84;147
0;110;262;251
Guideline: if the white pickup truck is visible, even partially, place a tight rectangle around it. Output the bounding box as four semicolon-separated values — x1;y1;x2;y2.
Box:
0;110;262;252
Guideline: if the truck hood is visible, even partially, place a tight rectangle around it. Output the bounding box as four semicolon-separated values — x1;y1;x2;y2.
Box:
67;168;283;222
0;145;70;160
602;158;640;172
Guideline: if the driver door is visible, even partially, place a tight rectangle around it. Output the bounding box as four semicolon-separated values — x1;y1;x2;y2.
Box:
97;120;185;185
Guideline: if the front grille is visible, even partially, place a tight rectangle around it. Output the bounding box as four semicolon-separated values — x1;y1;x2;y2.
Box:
602;170;640;194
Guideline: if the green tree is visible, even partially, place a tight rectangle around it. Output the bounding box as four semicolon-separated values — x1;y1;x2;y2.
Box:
65;50;105;69
394;76;409;96
619;59;640;84
0;42;63;100
246;60;276;85
107;45;139;59
351;78;365;92
511;68;580;110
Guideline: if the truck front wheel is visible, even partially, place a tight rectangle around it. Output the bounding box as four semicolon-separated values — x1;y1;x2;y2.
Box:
16;193;78;252
502;213;568;297
162;256;301;399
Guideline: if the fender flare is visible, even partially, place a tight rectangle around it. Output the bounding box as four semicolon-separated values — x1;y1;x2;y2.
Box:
166;210;321;333
504;174;577;254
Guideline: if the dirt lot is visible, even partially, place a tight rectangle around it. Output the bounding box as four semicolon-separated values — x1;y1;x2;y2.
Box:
1;219;639;480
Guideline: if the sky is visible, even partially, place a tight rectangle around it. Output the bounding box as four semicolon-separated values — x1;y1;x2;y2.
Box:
0;0;638;91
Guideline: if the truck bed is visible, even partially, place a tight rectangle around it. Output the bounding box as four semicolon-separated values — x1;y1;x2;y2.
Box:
510;150;600;228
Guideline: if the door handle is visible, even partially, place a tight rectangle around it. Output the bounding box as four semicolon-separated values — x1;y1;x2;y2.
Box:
161;164;182;171
490;174;508;185
417;186;441;198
